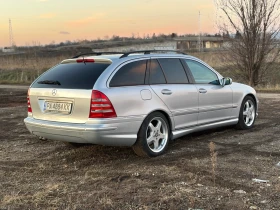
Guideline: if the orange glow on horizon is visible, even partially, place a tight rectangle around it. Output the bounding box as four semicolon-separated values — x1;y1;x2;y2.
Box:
0;0;216;47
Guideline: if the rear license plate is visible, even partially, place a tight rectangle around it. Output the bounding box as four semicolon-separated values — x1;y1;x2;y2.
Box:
44;101;72;114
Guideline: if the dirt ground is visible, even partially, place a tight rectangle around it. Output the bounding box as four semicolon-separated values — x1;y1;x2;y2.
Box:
0;88;279;210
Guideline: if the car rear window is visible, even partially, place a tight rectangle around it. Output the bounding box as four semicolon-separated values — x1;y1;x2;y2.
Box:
32;63;110;89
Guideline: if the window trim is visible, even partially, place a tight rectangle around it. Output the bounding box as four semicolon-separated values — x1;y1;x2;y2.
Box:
183;59;220;85
108;59;149;88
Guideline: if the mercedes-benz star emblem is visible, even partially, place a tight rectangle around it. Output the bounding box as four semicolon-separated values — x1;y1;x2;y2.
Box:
52;89;57;96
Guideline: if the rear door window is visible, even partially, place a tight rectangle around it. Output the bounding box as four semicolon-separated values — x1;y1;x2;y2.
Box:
110;60;147;87
158;58;189;84
32;63;110;89
149;59;166;84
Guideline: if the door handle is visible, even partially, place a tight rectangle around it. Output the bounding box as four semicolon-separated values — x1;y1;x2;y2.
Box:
161;89;172;95
199;88;207;94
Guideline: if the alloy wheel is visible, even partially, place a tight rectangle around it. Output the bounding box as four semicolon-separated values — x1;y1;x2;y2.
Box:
146;117;168;153
243;100;255;127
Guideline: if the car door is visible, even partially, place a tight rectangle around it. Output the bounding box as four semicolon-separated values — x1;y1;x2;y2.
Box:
184;59;233;125
149;58;198;130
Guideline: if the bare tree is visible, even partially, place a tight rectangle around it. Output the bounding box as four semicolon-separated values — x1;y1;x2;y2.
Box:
216;0;280;86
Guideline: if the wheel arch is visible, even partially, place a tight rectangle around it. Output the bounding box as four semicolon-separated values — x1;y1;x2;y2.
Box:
140;109;174;133
245;93;258;111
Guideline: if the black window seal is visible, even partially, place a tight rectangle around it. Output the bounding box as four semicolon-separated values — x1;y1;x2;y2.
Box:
145;59;151;85
144;59;149;85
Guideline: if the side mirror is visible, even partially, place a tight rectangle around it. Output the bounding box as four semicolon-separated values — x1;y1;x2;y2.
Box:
221;77;232;86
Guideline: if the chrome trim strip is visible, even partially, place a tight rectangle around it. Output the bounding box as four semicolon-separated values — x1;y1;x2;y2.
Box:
199;104;233;112
102;134;137;139
172;118;238;140
172;108;198;116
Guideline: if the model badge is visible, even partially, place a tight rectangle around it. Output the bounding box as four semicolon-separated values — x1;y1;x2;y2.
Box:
52;89;57;96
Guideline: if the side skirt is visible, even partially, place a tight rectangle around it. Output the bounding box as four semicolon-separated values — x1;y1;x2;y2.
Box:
171;118;238;140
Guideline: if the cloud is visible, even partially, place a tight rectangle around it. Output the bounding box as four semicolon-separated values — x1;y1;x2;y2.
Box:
60;31;70;35
39;13;56;19
67;13;105;27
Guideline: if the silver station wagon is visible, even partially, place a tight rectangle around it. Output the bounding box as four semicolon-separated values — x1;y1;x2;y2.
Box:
24;50;258;157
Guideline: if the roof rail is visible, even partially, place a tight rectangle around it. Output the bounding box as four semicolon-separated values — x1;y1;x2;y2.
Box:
72;52;124;59
119;50;187;58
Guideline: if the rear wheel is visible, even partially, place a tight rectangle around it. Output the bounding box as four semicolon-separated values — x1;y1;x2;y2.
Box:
236;96;256;129
132;112;170;157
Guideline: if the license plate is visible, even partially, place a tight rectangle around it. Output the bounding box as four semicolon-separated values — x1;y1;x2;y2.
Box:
44;101;72;113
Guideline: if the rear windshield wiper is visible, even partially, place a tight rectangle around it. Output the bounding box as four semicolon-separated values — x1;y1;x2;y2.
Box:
37;80;61;85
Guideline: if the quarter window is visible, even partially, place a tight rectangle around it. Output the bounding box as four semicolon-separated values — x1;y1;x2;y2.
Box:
158;58;188;84
110;60;147;87
149;59;166;84
185;60;219;84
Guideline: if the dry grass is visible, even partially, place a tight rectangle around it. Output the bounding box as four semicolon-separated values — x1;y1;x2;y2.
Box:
255;84;280;93
209;142;218;186
0;54;67;84
1;51;280;87
189;51;227;68
2;183;67;208
0;55;64;71
1;90;280;209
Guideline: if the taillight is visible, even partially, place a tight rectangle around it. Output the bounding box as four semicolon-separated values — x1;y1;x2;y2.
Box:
89;90;117;118
27;88;32;113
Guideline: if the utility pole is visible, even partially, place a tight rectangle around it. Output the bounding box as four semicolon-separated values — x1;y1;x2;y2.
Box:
9;18;14;47
198;11;201;52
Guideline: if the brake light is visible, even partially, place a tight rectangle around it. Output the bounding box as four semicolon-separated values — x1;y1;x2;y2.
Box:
27;88;32;113
76;58;95;63
89;90;117;118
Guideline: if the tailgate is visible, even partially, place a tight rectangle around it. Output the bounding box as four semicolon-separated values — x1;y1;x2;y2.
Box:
30;88;92;123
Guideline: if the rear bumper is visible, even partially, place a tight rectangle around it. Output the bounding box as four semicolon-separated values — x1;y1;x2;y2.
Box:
24;117;143;146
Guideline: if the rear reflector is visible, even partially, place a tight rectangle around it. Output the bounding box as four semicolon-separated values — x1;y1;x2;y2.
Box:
27;88;32;113
89;90;117;118
76;58;95;63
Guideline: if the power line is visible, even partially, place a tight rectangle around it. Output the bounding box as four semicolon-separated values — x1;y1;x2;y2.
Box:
9;18;14;47
198;11;201;52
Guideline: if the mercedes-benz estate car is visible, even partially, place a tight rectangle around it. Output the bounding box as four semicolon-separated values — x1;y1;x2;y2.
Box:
24;50;258;157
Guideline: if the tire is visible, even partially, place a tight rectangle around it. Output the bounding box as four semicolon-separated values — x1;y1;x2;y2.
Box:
132;112;170;157
236;96;256;130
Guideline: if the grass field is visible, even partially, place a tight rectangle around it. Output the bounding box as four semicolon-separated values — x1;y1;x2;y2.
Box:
0;50;280;91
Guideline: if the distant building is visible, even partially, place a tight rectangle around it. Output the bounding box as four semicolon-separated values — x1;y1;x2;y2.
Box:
175;36;224;51
154;46;176;51
2;47;15;53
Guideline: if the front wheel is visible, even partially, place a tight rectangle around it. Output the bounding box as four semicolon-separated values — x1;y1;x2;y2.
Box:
132;112;170;157
236;96;256;130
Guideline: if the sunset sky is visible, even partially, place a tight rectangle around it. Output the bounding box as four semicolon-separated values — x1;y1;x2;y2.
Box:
0;0;217;47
